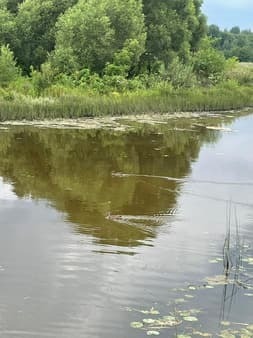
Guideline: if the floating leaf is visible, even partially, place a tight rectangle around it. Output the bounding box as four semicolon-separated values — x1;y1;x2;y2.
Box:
162;316;176;321
219;330;236;338
221;321;231;326
177;335;192;338
130;322;144;329
147;330;160;336
205;275;229;286
244;293;253;297
209;259;219;264
140;307;160;315
193;331;212;337
183;316;198;322
143;318;156;324
150;307;160;315
175;298;186;304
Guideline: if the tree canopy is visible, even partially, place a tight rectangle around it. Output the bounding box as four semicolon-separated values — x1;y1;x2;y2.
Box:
0;0;251;79
208;25;253;62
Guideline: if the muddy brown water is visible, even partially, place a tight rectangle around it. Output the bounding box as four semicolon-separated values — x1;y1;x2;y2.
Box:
0;112;253;337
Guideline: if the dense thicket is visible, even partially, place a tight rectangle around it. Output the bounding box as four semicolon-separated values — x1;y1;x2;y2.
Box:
0;0;252;91
208;25;253;62
51;0;146;75
0;0;209;74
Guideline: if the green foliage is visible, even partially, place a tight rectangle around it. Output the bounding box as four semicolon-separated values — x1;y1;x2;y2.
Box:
0;0;251;106
142;0;206;69
52;0;146;75
0;1;17;47
165;57;197;88
30;62;55;95
1;84;253;121
6;0;23;13
208;25;253;62
0;44;20;86
14;0;78;72
193;38;226;85
225;62;253;86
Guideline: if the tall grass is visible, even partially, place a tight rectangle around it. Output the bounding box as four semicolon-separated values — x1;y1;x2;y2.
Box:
0;84;253;121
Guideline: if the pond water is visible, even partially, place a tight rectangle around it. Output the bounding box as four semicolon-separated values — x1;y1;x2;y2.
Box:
0;112;253;337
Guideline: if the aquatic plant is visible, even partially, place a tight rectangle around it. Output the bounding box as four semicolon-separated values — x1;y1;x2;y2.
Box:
0;84;253;121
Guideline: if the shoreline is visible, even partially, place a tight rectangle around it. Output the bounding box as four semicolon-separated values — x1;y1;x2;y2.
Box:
0;109;252;131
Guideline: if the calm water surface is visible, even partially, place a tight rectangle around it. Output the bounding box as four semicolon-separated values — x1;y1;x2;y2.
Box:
0;113;253;337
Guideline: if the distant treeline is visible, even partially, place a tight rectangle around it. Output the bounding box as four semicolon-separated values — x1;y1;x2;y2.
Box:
208;25;253;62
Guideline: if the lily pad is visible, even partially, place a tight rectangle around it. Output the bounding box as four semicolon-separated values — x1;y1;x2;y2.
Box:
221;321;231;326
131;321;144;329
209;259;219;264
205;275;229;286
175;298;186;304
143;318;156;324
183;316;198;322
147;330;160;336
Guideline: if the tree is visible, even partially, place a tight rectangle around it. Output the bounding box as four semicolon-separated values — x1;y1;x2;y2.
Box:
230;26;240;35
193;38;226;85
0;44;19;86
0;0;16;47
51;0;146;75
14;0;78;72
142;0;206;70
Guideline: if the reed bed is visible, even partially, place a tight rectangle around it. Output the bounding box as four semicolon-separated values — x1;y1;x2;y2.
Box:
0;85;253;121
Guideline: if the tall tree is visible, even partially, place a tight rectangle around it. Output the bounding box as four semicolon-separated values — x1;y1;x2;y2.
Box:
142;0;206;70
51;0;146;75
15;0;78;72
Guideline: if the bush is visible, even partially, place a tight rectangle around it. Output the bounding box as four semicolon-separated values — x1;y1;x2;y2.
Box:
193;38;226;85
0;45;20;87
225;62;253;85
31;62;55;95
165;57;197;88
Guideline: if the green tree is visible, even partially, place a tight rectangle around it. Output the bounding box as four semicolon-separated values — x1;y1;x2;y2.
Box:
0;44;19;86
51;0;146;75
0;0;16;46
193;38;226;85
15;0;78;72
208;25;253;62
142;0;206;71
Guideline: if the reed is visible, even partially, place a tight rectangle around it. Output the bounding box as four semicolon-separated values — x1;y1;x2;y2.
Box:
0;85;253;121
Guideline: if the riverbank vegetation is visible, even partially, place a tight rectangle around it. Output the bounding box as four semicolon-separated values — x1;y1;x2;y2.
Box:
0;0;253;120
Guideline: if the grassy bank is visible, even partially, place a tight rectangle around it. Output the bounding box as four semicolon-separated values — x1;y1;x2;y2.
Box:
0;84;253;121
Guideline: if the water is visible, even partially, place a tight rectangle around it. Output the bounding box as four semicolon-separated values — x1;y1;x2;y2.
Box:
0;112;253;337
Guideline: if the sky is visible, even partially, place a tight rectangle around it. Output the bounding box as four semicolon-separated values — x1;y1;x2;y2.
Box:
202;0;253;30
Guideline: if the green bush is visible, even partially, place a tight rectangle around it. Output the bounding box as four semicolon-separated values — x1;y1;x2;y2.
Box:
165;57;197;88
0;45;20;87
193;38;226;85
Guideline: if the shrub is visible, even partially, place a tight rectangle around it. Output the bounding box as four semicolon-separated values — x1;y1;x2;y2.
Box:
165;57;197;88
0;45;20;87
193;38;226;85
